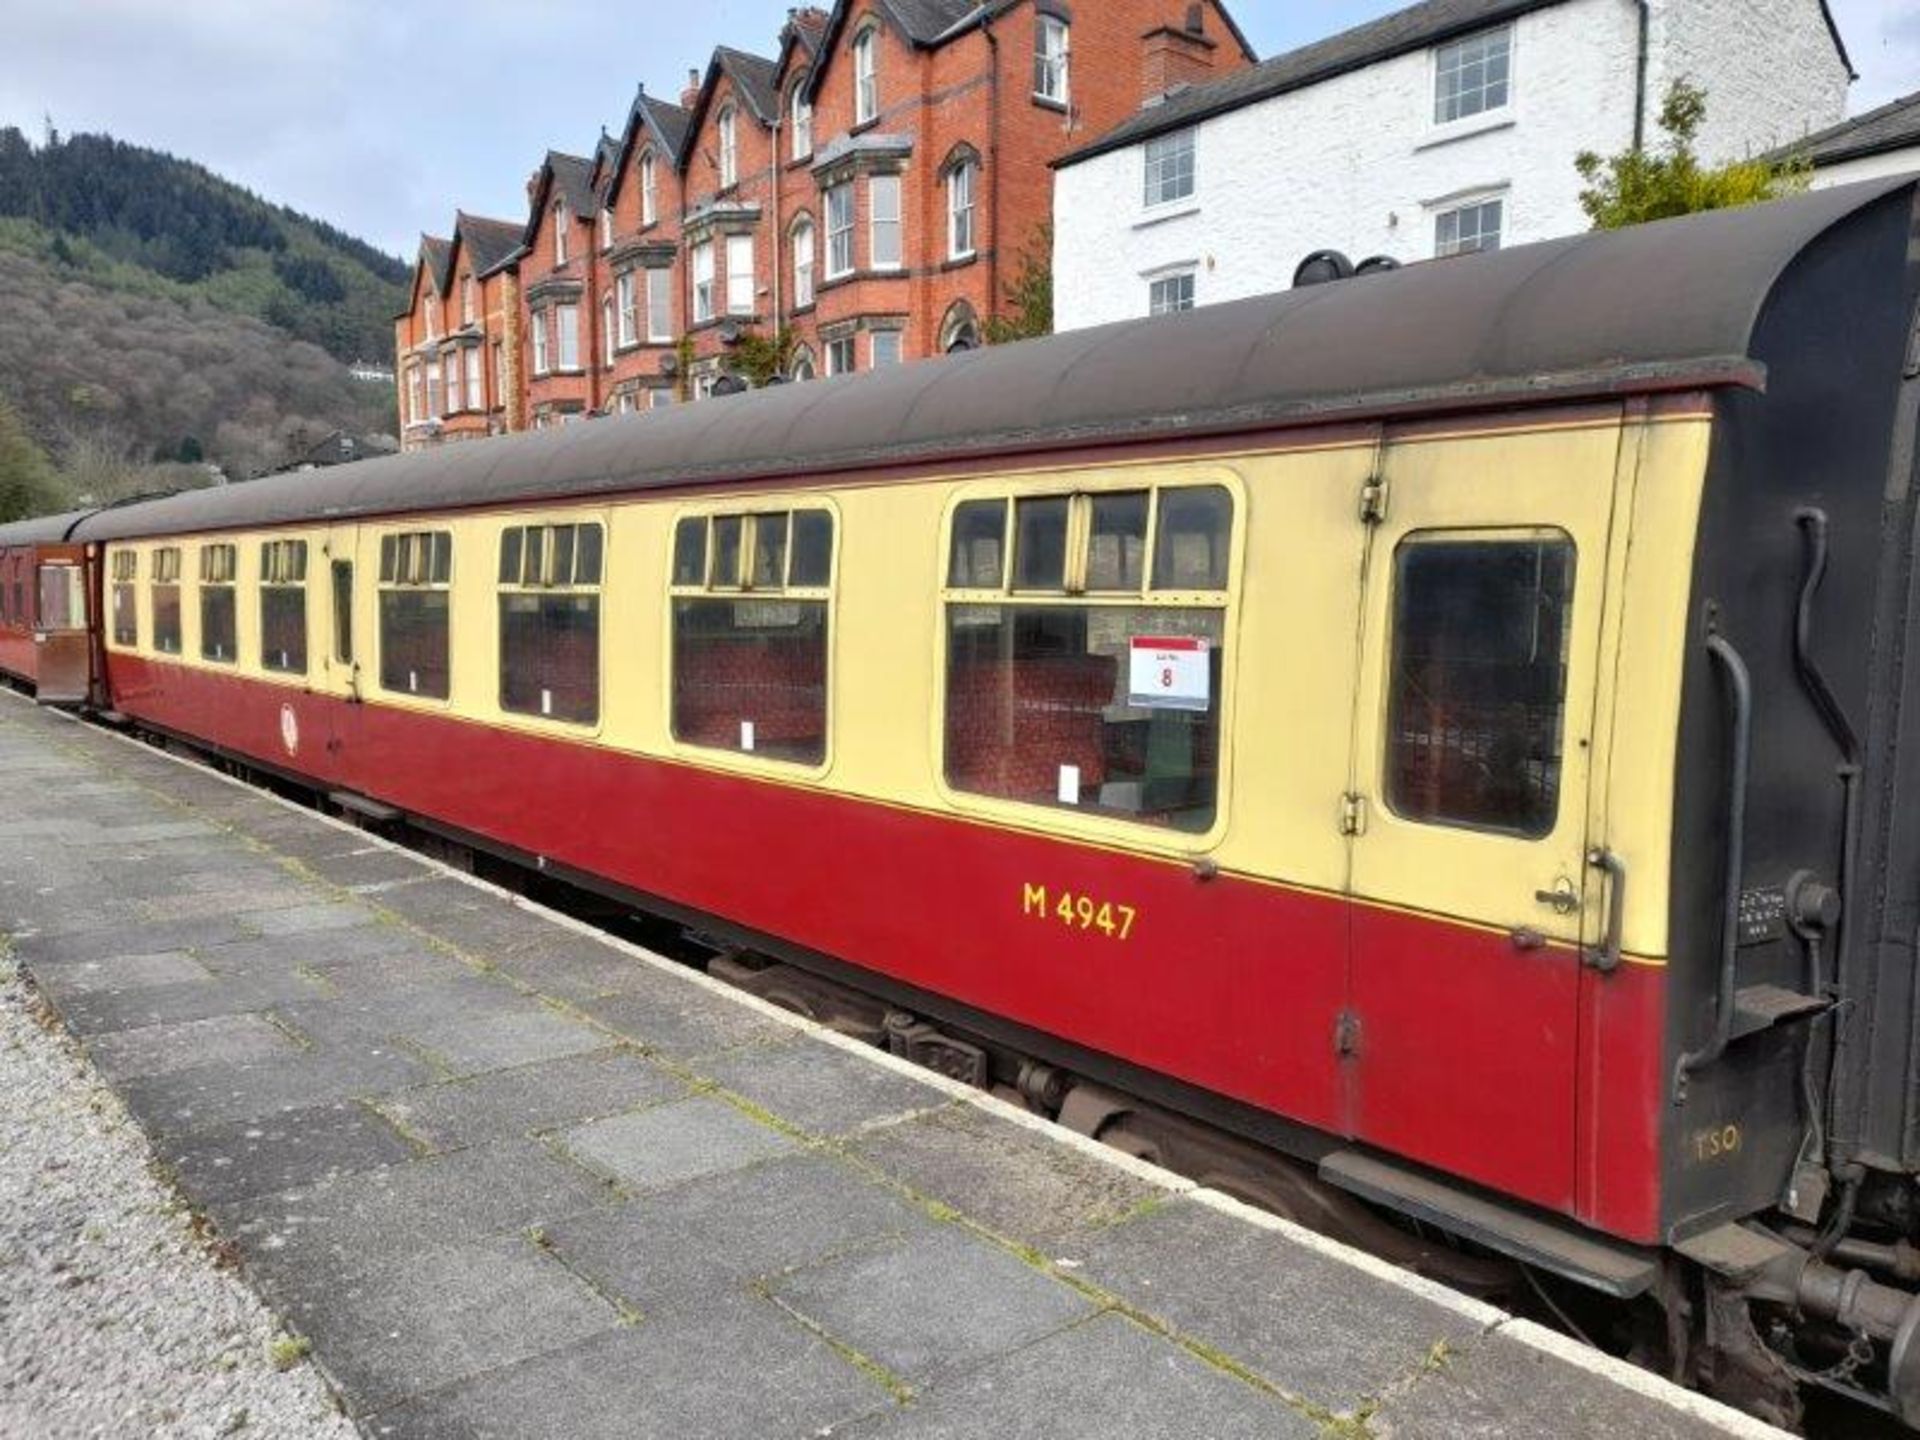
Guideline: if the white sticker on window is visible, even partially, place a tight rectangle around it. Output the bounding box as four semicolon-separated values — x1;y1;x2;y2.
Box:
740;720;756;752
1058;764;1081;805
541;688;553;717
1128;636;1210;712
409;669;418;693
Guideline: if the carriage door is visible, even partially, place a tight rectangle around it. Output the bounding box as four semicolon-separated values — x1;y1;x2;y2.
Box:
1343;420;1623;1215
34;558;91;704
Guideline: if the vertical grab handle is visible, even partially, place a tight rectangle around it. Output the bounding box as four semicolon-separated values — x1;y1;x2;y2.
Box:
1584;847;1626;973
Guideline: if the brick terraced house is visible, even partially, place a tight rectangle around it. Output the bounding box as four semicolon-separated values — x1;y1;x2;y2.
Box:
394;0;1253;441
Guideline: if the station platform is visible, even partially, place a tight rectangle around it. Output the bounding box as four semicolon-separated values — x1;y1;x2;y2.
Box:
0;691;1780;1439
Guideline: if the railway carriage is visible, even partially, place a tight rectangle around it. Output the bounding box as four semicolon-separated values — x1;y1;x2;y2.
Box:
12;176;1920;1426
0;510;96;703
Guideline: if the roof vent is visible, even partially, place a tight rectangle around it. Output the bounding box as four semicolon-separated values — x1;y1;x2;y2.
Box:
1354;255;1401;276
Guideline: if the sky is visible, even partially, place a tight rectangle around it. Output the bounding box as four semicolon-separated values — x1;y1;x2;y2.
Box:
2;0;1916;261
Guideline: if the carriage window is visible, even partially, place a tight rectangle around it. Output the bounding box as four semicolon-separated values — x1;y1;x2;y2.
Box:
152;547;182;654
111;550;138;646
944;485;1232;832
499;522;601;723
332;561;354;665
378;530;453;699
948;499;1006;587
38;564;83;631
199;543;237;663
1386;533;1574;838
259;539;308;674
671;508;834;764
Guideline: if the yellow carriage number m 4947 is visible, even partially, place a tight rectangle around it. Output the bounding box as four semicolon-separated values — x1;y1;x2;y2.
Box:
1022;882;1137;940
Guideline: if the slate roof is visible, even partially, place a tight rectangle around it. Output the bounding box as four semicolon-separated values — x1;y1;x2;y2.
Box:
805;0;1253;100
1795;89;1920;168
604;88;695;207
419;234;453;292
454;213;525;279
1058;0;1851;167
716;46;781;123
548;151;599;218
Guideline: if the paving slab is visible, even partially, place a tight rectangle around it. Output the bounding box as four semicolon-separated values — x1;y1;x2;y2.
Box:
87;1011;299;1080
850;1100;1164;1251
374;1048;688;1153
161;1100;423;1207
770;1224;1095;1390
1060;1195;1485;1412
698;1033;948;1138
541;1152;934;1317
286;1234;623;1416
366;1307;891;1440
557;1094;797;1192
835;1311;1317;1440
0;694;1777;1440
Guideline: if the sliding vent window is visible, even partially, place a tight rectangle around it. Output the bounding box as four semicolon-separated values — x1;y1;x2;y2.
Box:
378;530;453;699
259;539;308;674
111;550;138;646
671;509;833;764
151;548;182;654
199;543;237;663
498;522;603;723
944;485;1231;832
1385;533;1574;838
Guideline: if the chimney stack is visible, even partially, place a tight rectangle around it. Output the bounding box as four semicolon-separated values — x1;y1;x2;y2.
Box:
1141;12;1218;104
681;67;702;110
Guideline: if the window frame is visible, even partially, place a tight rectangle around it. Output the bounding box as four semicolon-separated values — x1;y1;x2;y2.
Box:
110;548;139;648
718;104;738;189
1380;525;1576;841
640;150;658;227
496;516;606;728
602;294;616;368
646;266;674;342
1434;195;1505;257
1147;268;1197;316
870;329;902;368
825;334;857;376
258;537;310;676
150;545;183;656
665;498;841;775
693;240;717;323
792;217;816;308
853;28;878;124
1143;128;1197;209
869;174;902;271
197;542;239;665
464;346;484;410
375;528;456;703
531;307;551;376
726;233;756;316
934;474;1243;846
1432;24;1513;128
826;182;855;279
948;160;976;260
617;271;638;348
556;303;581;371
791;85;812;160
1034;14;1070;104
554;200;569;266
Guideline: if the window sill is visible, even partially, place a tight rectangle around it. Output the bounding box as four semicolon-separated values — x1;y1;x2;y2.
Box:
1031;93;1069;114
1134;201;1200;230
850;117;880;137
791;302;817;317
941;252;979;272
1415;111;1515;152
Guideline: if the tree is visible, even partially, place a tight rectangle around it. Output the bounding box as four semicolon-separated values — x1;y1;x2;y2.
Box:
728;327;795;388
1575;79;1809;230
0;395;71;521
984;222;1053;344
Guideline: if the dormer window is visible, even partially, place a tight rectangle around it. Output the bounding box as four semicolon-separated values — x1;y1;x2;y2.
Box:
554;199;569;265
1034;14;1070;104
719;105;738;188
791;85;812;160
640;151;657;226
1433;25;1511;125
853;29;878;124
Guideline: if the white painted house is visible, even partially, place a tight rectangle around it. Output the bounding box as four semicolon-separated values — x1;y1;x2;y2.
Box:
1052;0;1854;330
1803;90;1920;188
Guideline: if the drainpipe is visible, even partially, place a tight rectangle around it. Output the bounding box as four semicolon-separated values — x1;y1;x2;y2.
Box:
985;14;1002;330
771;107;784;347
1633;0;1652;151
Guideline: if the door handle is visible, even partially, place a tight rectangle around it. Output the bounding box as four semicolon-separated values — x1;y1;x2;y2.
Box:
1583;848;1626;973
1534;877;1579;914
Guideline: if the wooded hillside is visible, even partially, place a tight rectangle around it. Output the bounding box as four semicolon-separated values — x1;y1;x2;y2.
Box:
0;128;410;517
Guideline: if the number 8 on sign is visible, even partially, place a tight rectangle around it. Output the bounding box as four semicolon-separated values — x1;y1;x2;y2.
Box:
1129;635;1211;712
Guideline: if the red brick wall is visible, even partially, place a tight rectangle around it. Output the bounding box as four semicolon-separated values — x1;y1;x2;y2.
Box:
522;182;601;425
